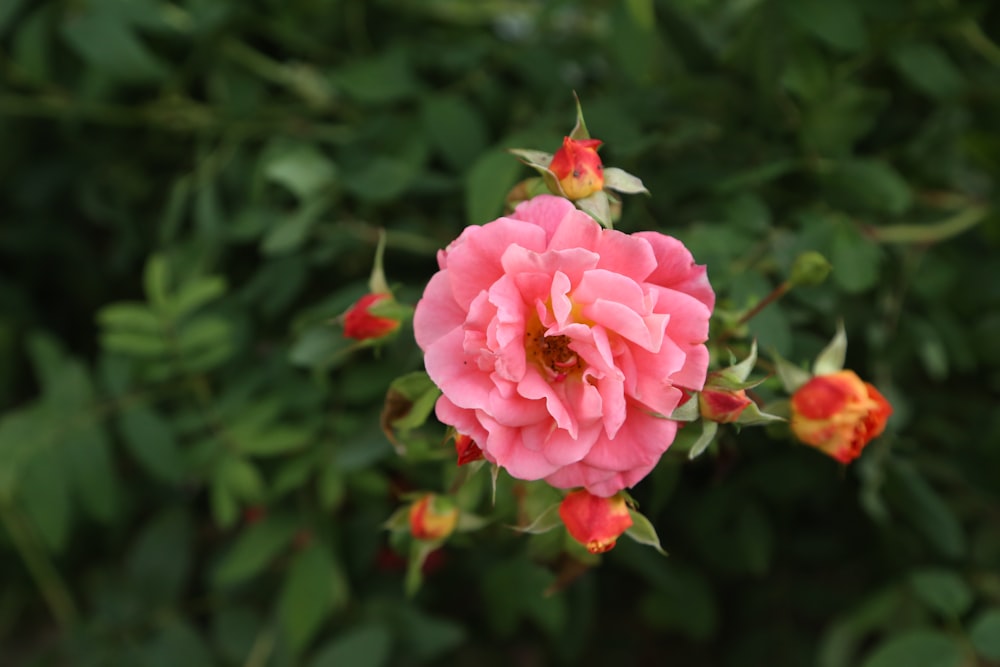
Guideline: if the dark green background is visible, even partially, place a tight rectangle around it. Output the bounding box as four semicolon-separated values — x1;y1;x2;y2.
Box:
1;1;999;665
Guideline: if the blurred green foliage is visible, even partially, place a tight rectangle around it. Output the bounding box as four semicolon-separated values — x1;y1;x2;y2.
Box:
1;0;998;665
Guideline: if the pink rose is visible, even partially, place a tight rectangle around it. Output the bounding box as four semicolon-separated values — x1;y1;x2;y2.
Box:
414;196;714;497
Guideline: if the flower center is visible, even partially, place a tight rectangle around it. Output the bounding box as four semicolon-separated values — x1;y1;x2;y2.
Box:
526;320;582;382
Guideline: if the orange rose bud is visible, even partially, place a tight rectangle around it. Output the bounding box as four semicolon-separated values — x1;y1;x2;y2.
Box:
558;490;633;554
454;433;484;466
548;136;604;200
408;494;459;541
343;293;400;340
699;386;754;423
790;370;892;463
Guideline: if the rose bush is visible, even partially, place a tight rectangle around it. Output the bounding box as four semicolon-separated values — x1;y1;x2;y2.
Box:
414;195;713;496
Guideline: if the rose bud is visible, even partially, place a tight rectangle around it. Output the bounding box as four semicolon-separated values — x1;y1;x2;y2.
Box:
790;370;892;463
454;433;484;466
699;386;753;424
558;490;633;554
343;293;400;340
549;137;604;200
408;494;459;541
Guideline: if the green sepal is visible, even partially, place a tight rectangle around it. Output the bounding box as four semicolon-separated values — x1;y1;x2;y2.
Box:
455;512;490;532
687;420;719;460
729;339;758;382
813;321;847;376
772;350;813;394
576;191;612;228
368;229;391;294
507;148;553;169
668;397;701;422
511;502;563;535
734;401;786;426
366;298;413;323
603;167;649;195
490;463;501;506
624;508;668;556
405;538;443;597
569;91;590;141
383;506;411;532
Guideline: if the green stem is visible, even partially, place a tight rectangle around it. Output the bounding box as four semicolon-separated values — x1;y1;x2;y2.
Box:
0;507;78;630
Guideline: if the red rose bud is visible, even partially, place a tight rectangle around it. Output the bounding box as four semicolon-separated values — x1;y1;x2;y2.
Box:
699;386;754;423
408;494;459;541
558;490;633;554
454;433;484;465
549;137;604;200
343;293;400;340
791;370;892;463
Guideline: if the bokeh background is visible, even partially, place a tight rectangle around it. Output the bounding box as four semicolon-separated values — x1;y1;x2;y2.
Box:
1;1;999;665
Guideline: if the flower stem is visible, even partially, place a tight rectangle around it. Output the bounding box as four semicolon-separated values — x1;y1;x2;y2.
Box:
737;281;791;327
0;506;78;630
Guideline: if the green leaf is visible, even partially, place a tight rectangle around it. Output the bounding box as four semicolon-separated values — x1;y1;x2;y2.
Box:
625;508;668;556
884;460;965;559
215;456;264;502
279;543;340;652
265;145;337;200
787;0;866;53
142;621;214;667
117;406;185;484
823;159;913;215
143;255;171;310
177;315;232;354
65;421;118;523
309;625;392;667
212;607;264;666
212;515;299;587
969;608;1000;660
19;448;71;551
97;303;162;333
99;331;169;358
636;565;717;641
0;0;27;35
389;605;465;664
333;49;418;104
890;42;964;100
60;7;168;82
480;559;563;636
422;94;488;170
860;629;964;667
832;224;882;294
169;277;227;320
234;426;312;457
127;509;193;604
909;568;972;618
290;325;353;369
342;155;419;203
466;146;524;225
